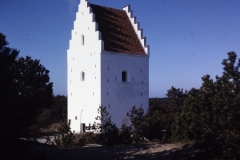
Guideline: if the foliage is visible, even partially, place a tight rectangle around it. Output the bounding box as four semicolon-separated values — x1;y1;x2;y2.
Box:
0;33;20;157
36;95;67;127
0;32;53;158
119;124;133;145
126;106;145;142
76;132;100;146
170;52;240;158
127;104;175;143
167;87;189;142
45;120;75;147
94;106;119;146
13;56;53;130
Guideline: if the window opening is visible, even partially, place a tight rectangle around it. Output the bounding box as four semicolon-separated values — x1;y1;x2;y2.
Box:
75;116;77;120
81;35;84;46
122;71;127;82
115;76;117;81
81;72;85;81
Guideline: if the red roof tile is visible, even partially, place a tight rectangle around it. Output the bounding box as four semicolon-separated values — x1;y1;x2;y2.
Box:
90;4;146;55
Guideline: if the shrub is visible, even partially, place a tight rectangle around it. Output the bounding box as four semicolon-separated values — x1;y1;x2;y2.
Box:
45;120;75;147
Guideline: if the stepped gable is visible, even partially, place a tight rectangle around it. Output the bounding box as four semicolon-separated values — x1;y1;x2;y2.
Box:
90;3;146;55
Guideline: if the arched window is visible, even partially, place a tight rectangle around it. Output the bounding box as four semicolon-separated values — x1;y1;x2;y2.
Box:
122;71;128;82
81;72;85;81
81;34;84;46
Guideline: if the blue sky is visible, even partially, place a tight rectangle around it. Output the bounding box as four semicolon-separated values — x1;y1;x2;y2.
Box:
1;0;240;98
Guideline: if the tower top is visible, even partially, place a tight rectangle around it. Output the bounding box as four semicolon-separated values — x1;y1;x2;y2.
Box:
81;1;149;55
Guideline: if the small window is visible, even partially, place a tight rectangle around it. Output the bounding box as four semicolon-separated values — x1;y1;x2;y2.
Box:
108;67;109;70
141;70;142;73
81;72;85;81
122;71;128;82
107;92;108;95
81;35;84;46
108;104;110;108
132;77;134;82
75;116;77;120
142;81;143;84
141;93;142;96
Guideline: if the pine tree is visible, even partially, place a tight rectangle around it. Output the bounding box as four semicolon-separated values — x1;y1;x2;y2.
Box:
175;52;240;158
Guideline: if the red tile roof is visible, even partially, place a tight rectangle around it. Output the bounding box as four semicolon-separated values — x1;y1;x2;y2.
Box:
90;4;146;55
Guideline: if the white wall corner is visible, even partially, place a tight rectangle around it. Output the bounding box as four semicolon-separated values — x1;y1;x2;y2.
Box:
140;28;143;38
123;5;131;13
101;40;104;51
90;6;92;13
98;31;102;40
92;13;96;22
85;0;90;7
134;16;137;24
143;37;146;46
95;22;98;31
145;45;150;56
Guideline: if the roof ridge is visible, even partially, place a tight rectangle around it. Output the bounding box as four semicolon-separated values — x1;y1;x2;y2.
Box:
89;3;123;12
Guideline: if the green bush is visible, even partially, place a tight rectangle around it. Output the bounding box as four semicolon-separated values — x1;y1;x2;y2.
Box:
169;52;240;159
45;120;75;147
119;124;133;145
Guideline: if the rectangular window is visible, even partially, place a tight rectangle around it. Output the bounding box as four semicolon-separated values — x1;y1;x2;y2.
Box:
122;71;127;82
75;116;77;120
81;72;85;81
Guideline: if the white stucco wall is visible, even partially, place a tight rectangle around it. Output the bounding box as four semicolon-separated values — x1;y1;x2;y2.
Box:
101;51;149;128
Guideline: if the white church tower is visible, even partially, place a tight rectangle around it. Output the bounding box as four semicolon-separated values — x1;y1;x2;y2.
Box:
67;0;149;133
